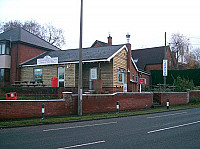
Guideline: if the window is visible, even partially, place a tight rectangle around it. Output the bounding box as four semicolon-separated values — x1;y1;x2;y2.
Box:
34;68;42;81
0;68;10;82
169;61;172;68
117;72;125;83
58;67;65;87
0;43;10;55
136;74;138;82
132;72;135;81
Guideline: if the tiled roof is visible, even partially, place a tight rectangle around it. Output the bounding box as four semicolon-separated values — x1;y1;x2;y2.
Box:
21;44;125;66
0;28;60;51
132;46;169;70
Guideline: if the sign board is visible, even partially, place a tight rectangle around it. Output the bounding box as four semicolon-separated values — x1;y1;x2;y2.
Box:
37;55;58;65
90;68;97;80
163;59;168;76
139;78;146;84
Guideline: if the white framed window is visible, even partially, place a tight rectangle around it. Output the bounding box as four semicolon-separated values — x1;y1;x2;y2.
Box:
58;67;65;87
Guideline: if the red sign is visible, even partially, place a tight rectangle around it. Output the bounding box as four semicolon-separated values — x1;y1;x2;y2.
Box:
139;78;146;84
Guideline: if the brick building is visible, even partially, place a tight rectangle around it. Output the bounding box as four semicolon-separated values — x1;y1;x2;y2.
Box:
0;28;60;87
132;46;177;73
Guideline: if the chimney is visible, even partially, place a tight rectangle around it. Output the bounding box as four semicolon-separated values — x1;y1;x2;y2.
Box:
126;33;131;92
108;34;112;45
126;33;131;72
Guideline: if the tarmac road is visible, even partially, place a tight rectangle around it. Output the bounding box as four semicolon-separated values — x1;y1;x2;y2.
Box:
1;108;200;149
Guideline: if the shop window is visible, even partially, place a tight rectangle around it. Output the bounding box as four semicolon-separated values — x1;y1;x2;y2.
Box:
34;68;42;81
0;68;10;82
117;72;124;83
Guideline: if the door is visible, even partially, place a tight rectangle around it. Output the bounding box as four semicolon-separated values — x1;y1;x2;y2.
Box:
58;67;65;87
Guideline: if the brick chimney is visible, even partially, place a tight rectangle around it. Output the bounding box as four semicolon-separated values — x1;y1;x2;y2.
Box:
108;34;112;45
126;33;131;92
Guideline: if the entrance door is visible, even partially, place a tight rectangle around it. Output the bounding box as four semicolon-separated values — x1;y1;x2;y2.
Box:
89;67;97;90
58;67;65;87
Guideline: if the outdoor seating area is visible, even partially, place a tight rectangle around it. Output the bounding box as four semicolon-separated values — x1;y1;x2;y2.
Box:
11;81;46;87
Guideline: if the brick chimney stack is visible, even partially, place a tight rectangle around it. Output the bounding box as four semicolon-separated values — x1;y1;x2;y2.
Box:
126;33;131;92
108;34;112;45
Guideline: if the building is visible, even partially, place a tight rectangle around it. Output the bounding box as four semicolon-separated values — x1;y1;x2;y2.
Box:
0;28;60;87
19;35;150;93
132;46;177;73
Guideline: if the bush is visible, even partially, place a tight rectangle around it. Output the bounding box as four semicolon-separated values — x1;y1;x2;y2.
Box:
189;96;200;104
174;76;194;92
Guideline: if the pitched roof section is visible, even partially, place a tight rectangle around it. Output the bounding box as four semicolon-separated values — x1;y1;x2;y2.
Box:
0;28;60;51
21;44;125;66
91;40;108;47
132;46;169;70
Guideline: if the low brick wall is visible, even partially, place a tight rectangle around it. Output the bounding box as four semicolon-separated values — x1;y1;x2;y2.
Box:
154;92;187;106
189;90;200;100
0;99;68;120
70;92;153;114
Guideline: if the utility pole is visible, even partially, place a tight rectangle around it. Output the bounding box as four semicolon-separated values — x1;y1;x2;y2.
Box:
78;0;83;116
163;32;167;91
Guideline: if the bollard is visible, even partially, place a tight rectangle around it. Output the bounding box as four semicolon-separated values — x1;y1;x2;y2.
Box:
42;103;45;120
166;99;169;110
116;101;119;114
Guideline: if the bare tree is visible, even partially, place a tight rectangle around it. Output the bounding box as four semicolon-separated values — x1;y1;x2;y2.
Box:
0;20;66;48
170;33;190;69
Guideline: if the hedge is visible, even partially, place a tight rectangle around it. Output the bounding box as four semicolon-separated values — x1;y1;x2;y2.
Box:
150;69;200;86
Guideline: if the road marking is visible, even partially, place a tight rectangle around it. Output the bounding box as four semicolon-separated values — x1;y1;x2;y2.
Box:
57;140;105;149
148;120;200;134
147;112;187;119
43;121;117;132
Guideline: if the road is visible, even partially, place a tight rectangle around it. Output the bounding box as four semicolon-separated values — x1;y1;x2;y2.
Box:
1;108;200;149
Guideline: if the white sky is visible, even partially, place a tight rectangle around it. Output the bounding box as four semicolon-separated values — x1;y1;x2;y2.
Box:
0;0;200;50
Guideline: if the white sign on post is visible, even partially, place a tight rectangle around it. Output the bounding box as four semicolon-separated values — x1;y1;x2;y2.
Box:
163;60;168;76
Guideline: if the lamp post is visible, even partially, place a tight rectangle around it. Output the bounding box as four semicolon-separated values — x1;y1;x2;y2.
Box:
78;0;83;116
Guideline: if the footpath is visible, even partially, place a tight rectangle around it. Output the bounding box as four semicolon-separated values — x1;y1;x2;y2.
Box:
1;104;200;129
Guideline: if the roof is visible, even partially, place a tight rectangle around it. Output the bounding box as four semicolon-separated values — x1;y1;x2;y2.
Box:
91;40;108;47
21;44;126;66
132;46;169;70
0;28;60;51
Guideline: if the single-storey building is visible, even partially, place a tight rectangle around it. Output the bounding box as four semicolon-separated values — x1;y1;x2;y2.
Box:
20;35;150;93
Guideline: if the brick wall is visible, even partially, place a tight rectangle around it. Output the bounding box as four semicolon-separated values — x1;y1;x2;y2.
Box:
0;100;68;120
189;90;200;100
154;92;187;106
70;92;153;114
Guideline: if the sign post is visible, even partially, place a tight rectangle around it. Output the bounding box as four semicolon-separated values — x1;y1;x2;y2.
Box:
139;78;146;93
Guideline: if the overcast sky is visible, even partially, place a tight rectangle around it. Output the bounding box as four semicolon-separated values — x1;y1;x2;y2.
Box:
0;0;200;50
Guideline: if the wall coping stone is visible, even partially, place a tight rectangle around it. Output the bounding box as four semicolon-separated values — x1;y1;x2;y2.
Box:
71;92;153;97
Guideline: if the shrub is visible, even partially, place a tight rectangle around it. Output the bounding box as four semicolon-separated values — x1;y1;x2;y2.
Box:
173;76;194;92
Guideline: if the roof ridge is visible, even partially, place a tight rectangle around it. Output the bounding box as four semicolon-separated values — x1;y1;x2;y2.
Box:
133;45;169;51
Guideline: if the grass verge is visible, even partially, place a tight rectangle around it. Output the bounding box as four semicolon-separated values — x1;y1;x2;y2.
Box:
1;104;200;128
